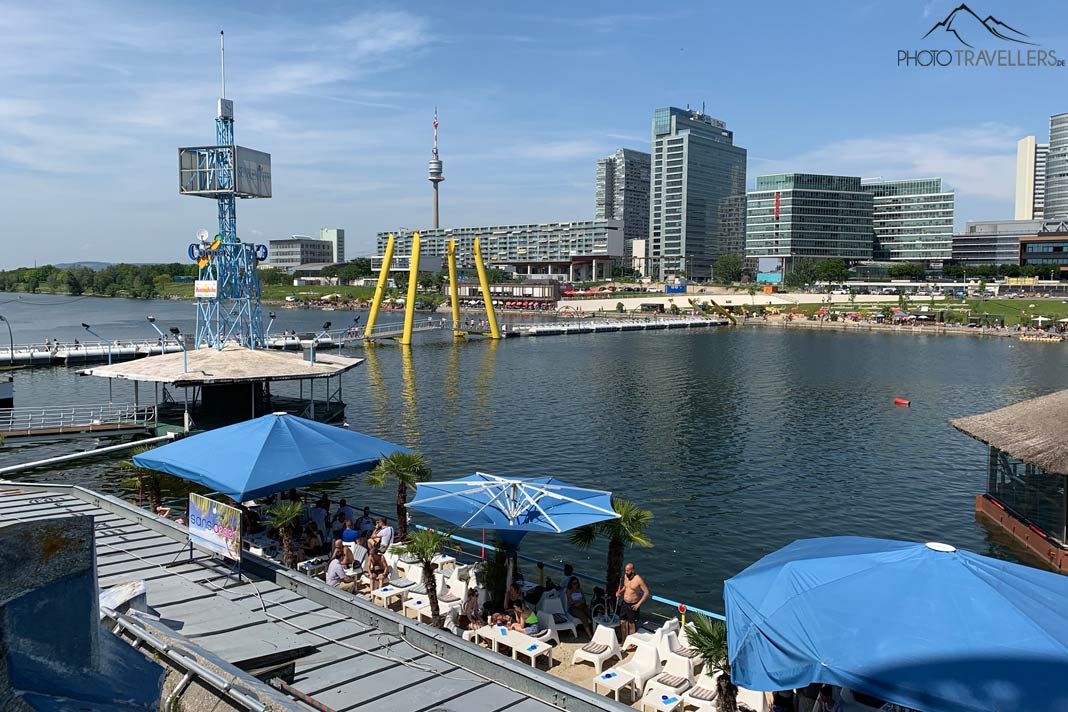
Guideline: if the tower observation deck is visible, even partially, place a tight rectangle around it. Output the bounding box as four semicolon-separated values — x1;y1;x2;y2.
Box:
178;31;271;350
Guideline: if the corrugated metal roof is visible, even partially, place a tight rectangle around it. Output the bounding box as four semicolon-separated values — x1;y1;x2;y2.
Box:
0;483;627;712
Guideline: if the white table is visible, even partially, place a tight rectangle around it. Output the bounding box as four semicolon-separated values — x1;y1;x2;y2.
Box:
592;668;635;702
368;581;413;608
641;690;684;712
474;626;554;669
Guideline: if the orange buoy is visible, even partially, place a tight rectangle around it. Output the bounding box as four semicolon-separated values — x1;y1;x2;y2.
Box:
894;398;910;407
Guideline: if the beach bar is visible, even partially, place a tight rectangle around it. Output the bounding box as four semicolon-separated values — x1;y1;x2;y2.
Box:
951;390;1068;571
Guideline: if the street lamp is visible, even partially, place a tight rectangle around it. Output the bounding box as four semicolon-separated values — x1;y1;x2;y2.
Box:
169;327;187;374
309;321;331;365
0;315;12;366
265;311;276;340
146;315;166;345
81;322;111;365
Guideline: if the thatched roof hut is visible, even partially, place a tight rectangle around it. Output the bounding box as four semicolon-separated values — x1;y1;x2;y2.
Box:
951;389;1068;476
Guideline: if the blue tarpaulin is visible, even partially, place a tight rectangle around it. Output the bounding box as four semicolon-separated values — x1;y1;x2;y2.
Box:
133;413;409;501
725;536;1068;712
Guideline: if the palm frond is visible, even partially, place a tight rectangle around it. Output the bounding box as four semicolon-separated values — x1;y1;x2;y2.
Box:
568;524;597;549
366;451;431;489
265;500;304;529
685;614;730;675
397;528;449;562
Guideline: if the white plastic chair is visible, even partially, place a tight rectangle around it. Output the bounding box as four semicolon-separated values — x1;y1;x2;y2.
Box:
603;645;661;702
573;623;621;673
531;611;561;645
736;685;770;712
623;623;664;654
642;652;694;698
539;595;579;638
659;629;701;666
680;670;720;712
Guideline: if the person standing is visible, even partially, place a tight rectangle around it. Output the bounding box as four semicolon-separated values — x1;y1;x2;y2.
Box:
617;562;650;642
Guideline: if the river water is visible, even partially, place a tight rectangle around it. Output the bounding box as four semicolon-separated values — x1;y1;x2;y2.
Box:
2;293;1066;612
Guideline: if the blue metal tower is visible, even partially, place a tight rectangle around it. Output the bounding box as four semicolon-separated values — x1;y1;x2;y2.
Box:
178;31;271;350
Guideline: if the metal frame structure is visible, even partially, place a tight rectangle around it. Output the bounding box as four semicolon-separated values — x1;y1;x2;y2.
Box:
178;32;269;351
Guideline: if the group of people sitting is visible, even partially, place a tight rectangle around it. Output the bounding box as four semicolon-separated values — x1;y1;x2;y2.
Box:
323;505;398;594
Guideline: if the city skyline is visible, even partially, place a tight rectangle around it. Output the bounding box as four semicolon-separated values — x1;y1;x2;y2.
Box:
1;0;1066;269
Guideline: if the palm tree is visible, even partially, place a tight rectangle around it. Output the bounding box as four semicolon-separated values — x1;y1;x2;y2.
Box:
568;498;653;597
398;528;450;627
686;614;738;712
366;451;431;541
266;500;304;569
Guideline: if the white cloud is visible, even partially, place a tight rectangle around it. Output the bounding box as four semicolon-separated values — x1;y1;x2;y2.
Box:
750;123;1019;200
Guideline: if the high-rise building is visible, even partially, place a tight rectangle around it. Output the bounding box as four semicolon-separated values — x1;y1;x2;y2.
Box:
1015;136;1048;220
863;178;954;263
648;107;746;280
1044;114;1068;219
717;194;747;258
596;148;650;261
951;219;1042;266
268;236;335;270
746;174;873;270
320;228;345;263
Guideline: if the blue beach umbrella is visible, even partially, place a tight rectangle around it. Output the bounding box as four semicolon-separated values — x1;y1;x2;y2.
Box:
133;412;410;501
407;472;619;585
725;536;1068;712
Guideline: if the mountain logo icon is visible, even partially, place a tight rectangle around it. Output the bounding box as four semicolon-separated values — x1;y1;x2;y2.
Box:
922;3;1037;48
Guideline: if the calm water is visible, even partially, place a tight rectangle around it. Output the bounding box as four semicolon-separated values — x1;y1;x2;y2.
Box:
3;293;1066;612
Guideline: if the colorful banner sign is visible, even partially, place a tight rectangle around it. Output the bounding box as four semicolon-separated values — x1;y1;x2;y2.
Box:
194;279;218;298
187;493;241;561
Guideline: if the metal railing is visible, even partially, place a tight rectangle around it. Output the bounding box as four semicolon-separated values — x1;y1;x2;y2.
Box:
0;402;157;436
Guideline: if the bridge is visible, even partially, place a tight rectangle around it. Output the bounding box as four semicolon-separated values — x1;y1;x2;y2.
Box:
0;403;157;441
265;319;444;349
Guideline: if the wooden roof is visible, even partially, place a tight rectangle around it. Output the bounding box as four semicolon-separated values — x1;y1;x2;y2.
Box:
79;345;361;386
951;389;1068;475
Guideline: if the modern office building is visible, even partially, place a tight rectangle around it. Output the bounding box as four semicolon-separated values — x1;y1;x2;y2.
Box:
268;235;335;271
596;148;650;261
1015;136;1048;220
1045;114;1068;220
319;228;345;263
951;219;1042;266
374;220;624;281
648;107;747;280
1019;220;1068;277
717;194;747;259
863;178;954;263
745;174;873;271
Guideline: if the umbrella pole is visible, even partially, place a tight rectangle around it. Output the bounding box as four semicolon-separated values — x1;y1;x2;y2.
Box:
481;529;485;560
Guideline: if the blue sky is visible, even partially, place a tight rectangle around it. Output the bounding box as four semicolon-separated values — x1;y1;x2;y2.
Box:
1;0;1065;268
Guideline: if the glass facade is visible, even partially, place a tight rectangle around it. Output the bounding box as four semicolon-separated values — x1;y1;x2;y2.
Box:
648;107;746;280
863;178;954;263
1045;114;1068;220
596;148;650;260
951;219;1041;265
987;448;1066;544
745;174;873;264
1019;223;1068;276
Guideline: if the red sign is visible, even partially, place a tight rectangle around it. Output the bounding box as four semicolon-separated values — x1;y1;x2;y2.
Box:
774;191;781;220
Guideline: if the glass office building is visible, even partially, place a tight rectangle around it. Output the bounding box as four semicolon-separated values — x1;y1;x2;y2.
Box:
596;148;650;261
648;107;746;280
863;178;954;263
1045;114;1068;220
952;219;1042;266
745;174;873;269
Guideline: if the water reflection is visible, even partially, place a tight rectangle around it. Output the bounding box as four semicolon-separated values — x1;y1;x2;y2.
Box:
361;344;391;430
400;345;420;447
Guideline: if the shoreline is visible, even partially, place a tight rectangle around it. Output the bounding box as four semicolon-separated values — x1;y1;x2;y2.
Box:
742;317;1022;339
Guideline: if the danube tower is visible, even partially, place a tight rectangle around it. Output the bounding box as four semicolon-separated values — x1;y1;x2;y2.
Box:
428;109;444;229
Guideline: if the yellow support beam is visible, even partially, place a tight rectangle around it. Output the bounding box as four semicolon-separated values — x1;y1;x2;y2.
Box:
473;237;500;339
365;233;394;338
398;232;421;345
447;239;463;337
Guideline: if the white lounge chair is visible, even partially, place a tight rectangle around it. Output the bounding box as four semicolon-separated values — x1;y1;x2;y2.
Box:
623;623;664;654
680;670;720;712
573;623;621;674
531;611;560;646
642;652;694;699
659;629;701;666
600;645;661;703
539;595;579;638
737;685;770;712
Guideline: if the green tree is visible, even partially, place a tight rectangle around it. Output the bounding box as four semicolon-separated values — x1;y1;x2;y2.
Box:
366;452;432;541
686;615;738;712
568;498;653;596
848;288;857;311
713;253;744;284
397;528;450;626
887;262;925;280
814;258;849;284
784;257;817;289
266;500;304;569
746;284;757;306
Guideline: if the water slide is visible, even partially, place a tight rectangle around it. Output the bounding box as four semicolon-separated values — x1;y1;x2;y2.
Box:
689;298;737;325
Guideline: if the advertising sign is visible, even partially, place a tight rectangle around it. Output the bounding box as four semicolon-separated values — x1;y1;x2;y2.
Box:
194;280;218;299
187;493;242;561
757;272;783;284
235;146;272;198
1006;277;1038;286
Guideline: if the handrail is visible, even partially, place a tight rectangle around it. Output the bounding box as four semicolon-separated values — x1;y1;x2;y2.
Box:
0;403;157;434
413;524;726;622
